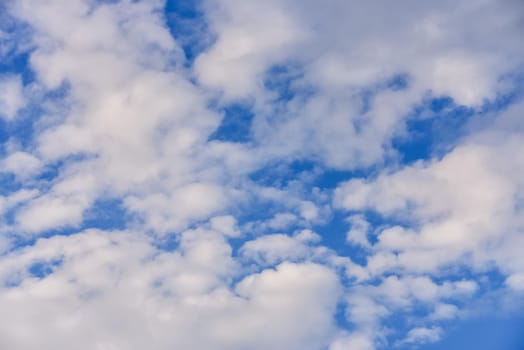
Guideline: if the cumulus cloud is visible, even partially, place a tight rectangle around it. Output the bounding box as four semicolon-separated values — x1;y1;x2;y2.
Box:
334;101;524;277
0;74;25;120
0;0;523;349
240;229;320;266
401;327;442;346
429;303;460;321
0;229;340;350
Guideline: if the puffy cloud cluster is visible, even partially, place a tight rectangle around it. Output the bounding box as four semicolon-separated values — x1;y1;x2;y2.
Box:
0;229;340;350
334;100;524;279
0;0;523;349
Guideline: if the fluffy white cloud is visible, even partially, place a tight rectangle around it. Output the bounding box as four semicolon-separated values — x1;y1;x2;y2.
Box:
430;303;459;321
506;273;524;292
5;0;234;234
0;0;522;349
335;101;524;276
401;326;442;346
0;229;340;350
240;229;320;266
0;74;25;120
1;151;43;178
196;0;523;169
329;331;376;350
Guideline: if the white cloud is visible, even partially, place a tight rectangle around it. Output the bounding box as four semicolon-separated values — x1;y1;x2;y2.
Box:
240;229;320;266
265;212;298;230
125;182;228;233
401;326;442;345
0;189;38;217
0;229;340;350
2;151;43;178
209;215;240;237
0;74;25;120
195;0;523;169
0;0;522;349
430;303;459;320
6;0;230;234
346;215;372;248
195;0;306;99
506;273;524;292
329;331;376;350
334;102;524;276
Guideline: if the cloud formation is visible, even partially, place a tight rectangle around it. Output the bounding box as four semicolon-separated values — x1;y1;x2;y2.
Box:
0;0;523;349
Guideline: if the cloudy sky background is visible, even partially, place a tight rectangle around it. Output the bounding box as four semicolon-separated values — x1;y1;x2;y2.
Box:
0;0;524;349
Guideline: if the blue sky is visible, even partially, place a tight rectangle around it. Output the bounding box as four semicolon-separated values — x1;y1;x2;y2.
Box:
0;0;523;349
